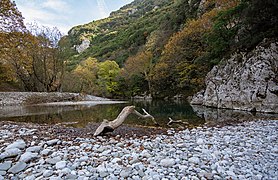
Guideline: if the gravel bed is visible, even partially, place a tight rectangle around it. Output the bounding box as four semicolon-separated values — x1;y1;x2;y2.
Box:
0;120;277;179
0;92;108;106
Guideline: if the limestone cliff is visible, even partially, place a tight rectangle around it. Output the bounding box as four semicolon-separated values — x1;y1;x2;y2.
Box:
191;39;278;113
75;39;90;53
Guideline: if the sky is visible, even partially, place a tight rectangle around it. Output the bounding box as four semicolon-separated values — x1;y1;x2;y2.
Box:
14;0;134;34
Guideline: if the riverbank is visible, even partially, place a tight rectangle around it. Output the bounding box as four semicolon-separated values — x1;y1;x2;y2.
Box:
0;120;277;179
0;92;108;106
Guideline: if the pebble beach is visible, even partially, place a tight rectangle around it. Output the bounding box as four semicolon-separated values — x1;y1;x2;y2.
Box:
0;120;277;180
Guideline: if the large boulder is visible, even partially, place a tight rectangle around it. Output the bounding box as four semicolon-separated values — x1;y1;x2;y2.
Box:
191;39;278;113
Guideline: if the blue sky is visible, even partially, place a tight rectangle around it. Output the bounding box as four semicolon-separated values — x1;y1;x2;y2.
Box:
14;0;133;34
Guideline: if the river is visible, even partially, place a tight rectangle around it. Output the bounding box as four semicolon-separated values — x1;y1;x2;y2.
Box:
0;100;277;128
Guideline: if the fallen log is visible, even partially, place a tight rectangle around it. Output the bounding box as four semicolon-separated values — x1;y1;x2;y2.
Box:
93;106;158;136
167;117;189;127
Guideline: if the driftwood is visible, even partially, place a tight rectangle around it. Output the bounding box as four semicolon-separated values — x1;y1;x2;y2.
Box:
167;117;189;127
93;106;157;136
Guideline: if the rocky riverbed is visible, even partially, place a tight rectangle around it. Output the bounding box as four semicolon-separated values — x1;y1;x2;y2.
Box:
0;120;277;180
0;92;108;106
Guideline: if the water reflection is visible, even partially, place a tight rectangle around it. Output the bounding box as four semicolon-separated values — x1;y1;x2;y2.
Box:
1;101;276;128
0;100;203;128
191;105;278;127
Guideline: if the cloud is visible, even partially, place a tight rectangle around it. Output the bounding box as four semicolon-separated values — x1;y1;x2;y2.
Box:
21;7;55;23
97;0;109;18
14;0;134;34
15;0;71;34
42;0;70;12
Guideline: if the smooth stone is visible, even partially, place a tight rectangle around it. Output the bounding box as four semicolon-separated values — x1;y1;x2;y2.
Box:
196;138;204;145
46;157;61;165
138;169;145;177
226;170;236;177
43;170;54;177
0;171;6;176
177;143;186;148
8;161;27;174
49;176;60;180
141;150;151;158
188;157;200;164
0;161;12;171
101;150;111;156
65;174;78;179
152;174;161;179
109;174;118;180
113;168;121;175
204;173;213;179
56;161;67;169
46;139;59;146
0;148;21;160
132;175;141;180
41;149;52;156
97;166;108;177
19;152;38;162
61;168;71;174
24;175;36;180
130;158;140;164
160;158;176;167
111;158;121;163
5;140;26;150
26;146;42;153
191;176;199;180
120;168;132;178
77;156;89;162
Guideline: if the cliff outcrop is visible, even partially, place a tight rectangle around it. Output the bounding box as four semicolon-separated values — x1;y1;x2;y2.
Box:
191;39;278;113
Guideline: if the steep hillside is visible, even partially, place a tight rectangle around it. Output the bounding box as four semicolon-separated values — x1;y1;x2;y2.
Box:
61;0;202;69
60;0;278;99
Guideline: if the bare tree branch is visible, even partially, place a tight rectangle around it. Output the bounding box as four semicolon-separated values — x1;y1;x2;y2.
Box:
167;117;189;127
93;106;157;136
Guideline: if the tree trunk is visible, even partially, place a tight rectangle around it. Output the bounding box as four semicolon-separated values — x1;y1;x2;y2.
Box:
93;106;158;136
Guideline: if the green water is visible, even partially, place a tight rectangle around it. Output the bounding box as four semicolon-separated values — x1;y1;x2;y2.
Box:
0;100;204;128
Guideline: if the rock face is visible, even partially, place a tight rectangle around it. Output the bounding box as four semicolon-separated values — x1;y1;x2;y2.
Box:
76;39;90;53
191;40;278;113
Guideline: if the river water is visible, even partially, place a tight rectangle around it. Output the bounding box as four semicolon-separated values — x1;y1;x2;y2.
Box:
0;100;277;128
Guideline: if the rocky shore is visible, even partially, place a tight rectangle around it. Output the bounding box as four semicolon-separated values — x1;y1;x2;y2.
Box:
0;92;108;106
0;120;277;179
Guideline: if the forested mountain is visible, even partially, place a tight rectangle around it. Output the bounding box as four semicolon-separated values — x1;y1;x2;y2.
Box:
62;0;200;67
61;0;277;98
61;0;204;97
1;0;277;99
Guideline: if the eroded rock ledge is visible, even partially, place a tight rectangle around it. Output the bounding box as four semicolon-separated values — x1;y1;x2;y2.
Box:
191;39;278;113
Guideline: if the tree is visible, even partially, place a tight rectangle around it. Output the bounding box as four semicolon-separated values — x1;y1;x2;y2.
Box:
124;51;154;95
152;9;217;96
26;23;64;92
0;1;64;92
97;60;120;96
0;0;26;83
71;58;121;96
73;57;99;93
152;0;240;96
3;25;64;92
